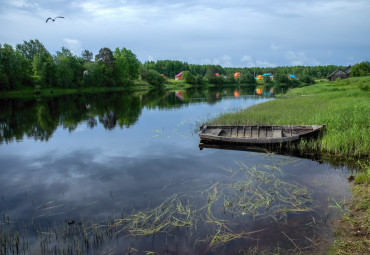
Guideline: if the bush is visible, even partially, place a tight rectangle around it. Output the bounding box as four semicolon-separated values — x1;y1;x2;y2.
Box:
351;61;370;77
182;71;196;84
300;74;315;85
194;74;204;85
140;69;165;88
358;81;369;91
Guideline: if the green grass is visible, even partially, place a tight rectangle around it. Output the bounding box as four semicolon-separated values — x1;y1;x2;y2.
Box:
210;76;370;159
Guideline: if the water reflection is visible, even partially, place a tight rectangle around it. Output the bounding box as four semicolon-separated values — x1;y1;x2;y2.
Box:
0;87;260;143
0;88;351;254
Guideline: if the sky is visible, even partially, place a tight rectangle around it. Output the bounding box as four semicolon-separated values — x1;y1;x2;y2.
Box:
1;0;369;67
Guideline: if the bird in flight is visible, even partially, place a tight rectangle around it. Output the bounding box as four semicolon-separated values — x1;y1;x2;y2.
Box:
46;16;64;23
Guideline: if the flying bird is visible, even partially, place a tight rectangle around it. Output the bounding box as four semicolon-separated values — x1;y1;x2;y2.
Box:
46;16;64;23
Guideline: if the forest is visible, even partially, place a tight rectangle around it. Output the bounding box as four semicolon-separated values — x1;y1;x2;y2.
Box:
1;39;370;91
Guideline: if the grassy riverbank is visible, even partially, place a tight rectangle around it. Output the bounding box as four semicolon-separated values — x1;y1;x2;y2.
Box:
211;77;370;159
209;76;370;254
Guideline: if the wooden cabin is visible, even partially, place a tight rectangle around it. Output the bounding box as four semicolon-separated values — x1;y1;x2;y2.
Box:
328;65;351;81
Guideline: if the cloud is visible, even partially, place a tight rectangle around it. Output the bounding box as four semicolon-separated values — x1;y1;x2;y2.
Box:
241;56;276;68
63;38;82;56
255;60;277;67
241;55;255;67
270;43;287;51
1;0;369;67
200;55;232;67
286;51;320;66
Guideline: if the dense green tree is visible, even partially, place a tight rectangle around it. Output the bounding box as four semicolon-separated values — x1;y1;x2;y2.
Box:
194;74;204;85
0;44;30;90
238;71;256;84
40;54;57;87
54;47;84;88
351;61;370;77
182;71;196;84
95;48;114;67
274;72;290;84
16;39;49;61
94;47;115;87
81;50;93;63
140;68;165;88
300;74;315;85
113;47;141;86
205;65;224;84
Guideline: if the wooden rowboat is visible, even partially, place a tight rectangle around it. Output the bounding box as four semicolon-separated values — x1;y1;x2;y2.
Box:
199;125;325;145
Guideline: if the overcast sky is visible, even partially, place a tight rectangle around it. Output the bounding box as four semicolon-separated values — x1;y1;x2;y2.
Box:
1;0;369;67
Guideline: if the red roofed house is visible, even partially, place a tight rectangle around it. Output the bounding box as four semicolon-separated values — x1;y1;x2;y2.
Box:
175;71;184;80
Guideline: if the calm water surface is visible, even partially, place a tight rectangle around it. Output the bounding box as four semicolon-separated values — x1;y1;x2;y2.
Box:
0;88;351;254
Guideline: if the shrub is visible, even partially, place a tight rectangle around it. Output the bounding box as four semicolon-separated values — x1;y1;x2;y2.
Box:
351;61;370;77
300;74;315;85
182;71;196;84
140;69;165;88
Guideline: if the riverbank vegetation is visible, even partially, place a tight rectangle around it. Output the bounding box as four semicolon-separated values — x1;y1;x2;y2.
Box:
209;76;370;254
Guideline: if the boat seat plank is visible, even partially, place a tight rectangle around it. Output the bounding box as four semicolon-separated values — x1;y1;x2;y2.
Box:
208;128;223;136
272;129;282;138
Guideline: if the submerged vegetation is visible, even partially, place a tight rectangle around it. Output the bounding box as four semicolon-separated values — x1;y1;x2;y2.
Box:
1;159;338;254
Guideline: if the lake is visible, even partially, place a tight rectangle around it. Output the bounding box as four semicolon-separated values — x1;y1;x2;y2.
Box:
0;87;352;254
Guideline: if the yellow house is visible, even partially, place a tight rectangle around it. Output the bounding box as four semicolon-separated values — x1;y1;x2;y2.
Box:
256;75;263;80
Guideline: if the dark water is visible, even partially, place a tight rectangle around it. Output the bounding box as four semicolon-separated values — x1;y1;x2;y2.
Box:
0;87;351;254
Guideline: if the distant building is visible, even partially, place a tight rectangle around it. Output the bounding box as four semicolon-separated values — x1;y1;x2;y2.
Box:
234;72;241;79
328;65;351;81
175;71;184;80
288;74;296;80
256;75;263;80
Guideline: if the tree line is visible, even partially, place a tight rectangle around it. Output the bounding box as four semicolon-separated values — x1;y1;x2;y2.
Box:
1;39;369;91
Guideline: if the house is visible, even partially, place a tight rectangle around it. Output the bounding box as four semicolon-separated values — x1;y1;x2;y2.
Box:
256;75;263;80
289;74;296;79
175;71;184;80
234;72;241;79
263;73;273;80
328;65;351;81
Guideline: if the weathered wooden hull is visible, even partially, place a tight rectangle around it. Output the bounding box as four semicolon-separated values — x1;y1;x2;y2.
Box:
199;125;325;145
